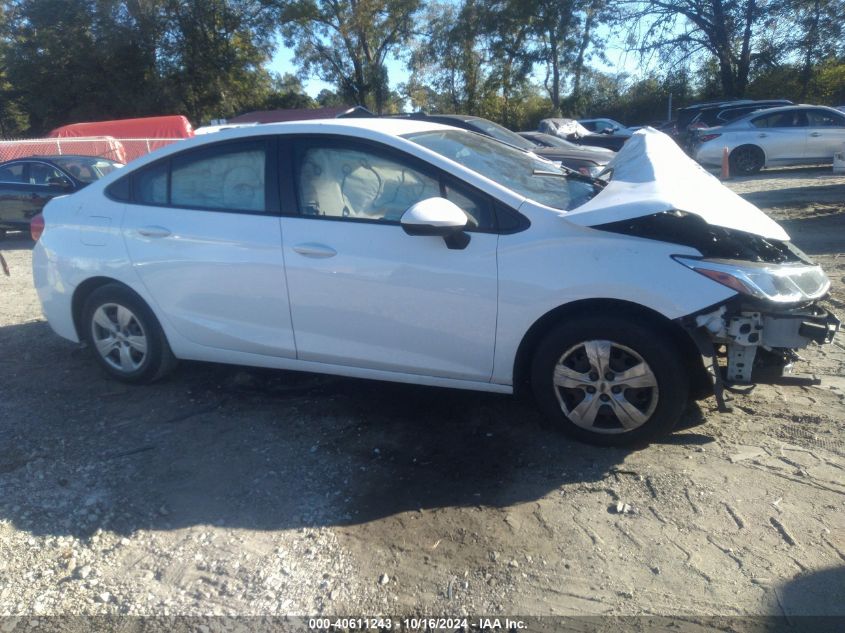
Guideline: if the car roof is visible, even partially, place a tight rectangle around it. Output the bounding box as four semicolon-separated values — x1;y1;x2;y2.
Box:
0;154;120;164
740;104;841;117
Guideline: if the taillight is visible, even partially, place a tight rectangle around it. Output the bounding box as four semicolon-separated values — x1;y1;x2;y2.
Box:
699;133;722;143
30;213;45;241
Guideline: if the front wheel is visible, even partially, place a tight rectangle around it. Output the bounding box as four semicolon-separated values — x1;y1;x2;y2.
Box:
531;316;689;446
82;283;176;383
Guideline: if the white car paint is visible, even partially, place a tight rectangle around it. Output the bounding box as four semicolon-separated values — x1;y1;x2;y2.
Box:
31;120;820;395
693;105;845;169
569;130;789;240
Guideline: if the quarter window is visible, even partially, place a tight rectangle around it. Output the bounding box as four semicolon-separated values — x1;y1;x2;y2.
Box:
0;163;24;183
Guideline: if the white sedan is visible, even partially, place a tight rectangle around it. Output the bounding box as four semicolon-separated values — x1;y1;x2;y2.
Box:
693;104;845;175
32;120;838;445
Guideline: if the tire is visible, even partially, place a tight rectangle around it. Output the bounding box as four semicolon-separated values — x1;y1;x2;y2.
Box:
729;145;764;176
82;283;176;383
530;316;689;447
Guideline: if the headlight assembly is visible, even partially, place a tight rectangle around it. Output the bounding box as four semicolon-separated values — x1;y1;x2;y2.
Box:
674;256;830;303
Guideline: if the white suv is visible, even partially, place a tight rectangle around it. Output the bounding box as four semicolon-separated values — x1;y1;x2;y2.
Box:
32;120;838;445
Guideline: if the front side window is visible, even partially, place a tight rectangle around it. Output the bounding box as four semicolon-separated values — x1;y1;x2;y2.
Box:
53;156;122;183
405;129;596;211
807;110;845;127
296;145;440;223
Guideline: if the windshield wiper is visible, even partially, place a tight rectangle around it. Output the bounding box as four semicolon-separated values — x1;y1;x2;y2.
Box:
532;168;606;188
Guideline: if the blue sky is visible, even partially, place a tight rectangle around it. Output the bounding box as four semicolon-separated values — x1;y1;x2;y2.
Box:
268;28;647;100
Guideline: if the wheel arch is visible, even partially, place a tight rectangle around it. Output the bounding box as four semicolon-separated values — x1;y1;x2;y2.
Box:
512;298;711;399
71;276;143;341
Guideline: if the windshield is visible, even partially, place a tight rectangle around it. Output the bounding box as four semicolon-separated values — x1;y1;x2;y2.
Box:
469;119;538;151
53;156;123;183
530;133;581;150
405;129;596;211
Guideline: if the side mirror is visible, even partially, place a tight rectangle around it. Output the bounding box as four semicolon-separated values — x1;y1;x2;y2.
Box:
400;197;471;250
401;197;468;236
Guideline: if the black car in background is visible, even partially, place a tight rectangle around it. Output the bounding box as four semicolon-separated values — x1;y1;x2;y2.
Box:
390;112;613;174
518;131;615;177
0;155;122;237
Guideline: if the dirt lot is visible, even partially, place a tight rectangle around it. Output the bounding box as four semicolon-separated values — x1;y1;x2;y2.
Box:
1;168;844;625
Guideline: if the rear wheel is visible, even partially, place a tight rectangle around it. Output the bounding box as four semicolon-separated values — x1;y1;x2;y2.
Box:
82;284;176;383
730;145;764;176
531;316;689;446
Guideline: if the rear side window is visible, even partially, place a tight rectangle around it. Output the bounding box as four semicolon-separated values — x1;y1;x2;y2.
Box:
136;162;168;205
0;163;24;183
130;140;268;212
29;162;65;185
752;111;807;128
172;145;265;212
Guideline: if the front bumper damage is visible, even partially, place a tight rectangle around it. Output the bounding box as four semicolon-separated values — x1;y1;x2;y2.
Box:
680;300;840;411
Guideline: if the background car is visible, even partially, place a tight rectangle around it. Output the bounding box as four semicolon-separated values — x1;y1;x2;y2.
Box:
673;99;792;147
538;118;629;151
578;118;633;136
0;155;122;237
692;104;845;175
518;131;614;177
393;113;609;175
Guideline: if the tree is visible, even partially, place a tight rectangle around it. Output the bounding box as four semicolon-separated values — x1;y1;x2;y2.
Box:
276;0;422;114
622;0;766;97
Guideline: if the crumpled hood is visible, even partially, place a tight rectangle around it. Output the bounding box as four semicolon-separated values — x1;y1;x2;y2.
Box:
565;128;789;241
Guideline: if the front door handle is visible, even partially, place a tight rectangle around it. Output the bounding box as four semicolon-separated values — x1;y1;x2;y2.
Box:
292;243;337;258
809;132;821;137
758;133;768;138
138;226;171;238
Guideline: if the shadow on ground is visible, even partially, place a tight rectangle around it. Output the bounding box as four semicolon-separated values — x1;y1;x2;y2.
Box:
0;320;712;539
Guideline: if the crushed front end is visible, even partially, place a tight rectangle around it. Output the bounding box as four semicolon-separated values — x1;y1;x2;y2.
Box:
596;210;840;403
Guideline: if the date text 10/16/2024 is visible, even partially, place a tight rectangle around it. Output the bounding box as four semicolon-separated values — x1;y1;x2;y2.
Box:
308;617;528;630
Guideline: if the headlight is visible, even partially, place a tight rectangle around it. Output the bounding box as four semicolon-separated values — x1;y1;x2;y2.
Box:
674;256;830;303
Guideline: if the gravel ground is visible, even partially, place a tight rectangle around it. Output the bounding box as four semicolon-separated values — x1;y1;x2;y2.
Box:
0;167;843;624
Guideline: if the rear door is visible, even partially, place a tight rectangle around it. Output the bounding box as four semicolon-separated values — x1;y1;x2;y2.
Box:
749;110;808;164
0;162;29;228
121;137;296;358
804;109;845;161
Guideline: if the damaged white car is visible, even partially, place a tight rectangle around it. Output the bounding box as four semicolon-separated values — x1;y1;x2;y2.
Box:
32;120;839;446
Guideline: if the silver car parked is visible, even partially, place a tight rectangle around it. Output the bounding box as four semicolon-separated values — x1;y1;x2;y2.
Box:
693;105;845;175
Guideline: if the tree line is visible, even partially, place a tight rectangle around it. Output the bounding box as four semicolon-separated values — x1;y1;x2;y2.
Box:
1;0;844;137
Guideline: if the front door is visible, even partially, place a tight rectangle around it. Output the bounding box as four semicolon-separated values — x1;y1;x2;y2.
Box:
804;108;845;161
280;138;499;382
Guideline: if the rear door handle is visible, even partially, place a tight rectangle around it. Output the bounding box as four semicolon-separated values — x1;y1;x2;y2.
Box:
292;243;337;258
137;226;171;238
758;133;768;138
810;132;821;137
